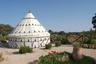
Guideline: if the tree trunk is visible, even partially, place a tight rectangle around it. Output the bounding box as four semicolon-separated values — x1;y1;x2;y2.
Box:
72;46;83;60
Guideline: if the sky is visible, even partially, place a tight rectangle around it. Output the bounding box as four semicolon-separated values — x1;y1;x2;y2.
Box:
0;0;96;32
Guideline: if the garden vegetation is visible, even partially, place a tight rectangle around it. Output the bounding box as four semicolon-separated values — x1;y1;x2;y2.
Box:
19;46;33;54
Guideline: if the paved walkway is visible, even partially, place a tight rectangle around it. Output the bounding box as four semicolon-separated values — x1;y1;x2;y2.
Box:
0;45;96;64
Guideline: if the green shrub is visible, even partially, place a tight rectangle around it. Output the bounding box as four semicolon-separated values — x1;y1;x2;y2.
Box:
83;39;96;45
45;44;52;49
61;38;69;44
85;39;92;44
55;41;61;47
19;46;32;54
82;38;88;44
91;39;96;44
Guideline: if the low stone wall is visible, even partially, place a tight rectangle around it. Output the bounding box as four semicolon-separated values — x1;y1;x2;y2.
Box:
81;44;96;49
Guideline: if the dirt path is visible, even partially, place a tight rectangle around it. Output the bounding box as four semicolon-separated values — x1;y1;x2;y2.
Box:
0;45;96;64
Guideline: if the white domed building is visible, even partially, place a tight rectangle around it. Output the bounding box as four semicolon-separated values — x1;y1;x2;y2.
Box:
8;11;50;48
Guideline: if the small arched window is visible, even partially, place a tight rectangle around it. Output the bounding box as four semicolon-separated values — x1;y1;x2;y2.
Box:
28;39;29;42
34;39;36;42
40;39;42;41
29;31;30;33
26;24;27;26
34;31;36;33
24;31;25;33
21;39;22;42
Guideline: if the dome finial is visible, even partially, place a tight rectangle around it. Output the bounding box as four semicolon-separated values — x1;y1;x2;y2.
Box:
28;10;31;13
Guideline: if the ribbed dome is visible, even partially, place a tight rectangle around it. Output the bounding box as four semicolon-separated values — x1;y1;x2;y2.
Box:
8;11;50;48
9;11;50;37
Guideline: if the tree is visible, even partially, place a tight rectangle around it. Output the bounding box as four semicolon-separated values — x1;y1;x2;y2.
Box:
0;24;13;41
92;14;96;30
48;30;53;34
58;31;65;35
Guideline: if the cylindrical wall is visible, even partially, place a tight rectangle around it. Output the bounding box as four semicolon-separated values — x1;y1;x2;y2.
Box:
8;36;50;48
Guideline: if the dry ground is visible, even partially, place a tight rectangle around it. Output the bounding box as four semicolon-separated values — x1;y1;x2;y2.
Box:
0;45;96;64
